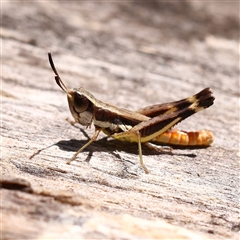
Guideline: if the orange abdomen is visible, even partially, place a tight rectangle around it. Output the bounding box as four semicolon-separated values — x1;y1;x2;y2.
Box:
153;129;214;146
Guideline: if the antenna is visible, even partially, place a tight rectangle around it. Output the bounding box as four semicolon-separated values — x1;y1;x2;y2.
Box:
48;52;68;93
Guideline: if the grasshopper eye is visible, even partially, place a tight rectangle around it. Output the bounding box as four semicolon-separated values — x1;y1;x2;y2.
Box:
74;92;90;113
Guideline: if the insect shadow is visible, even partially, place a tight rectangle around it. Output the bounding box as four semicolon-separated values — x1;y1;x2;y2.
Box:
55;128;197;162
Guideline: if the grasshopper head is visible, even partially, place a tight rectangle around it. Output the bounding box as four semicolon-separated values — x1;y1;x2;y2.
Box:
67;89;94;126
48;52;94;126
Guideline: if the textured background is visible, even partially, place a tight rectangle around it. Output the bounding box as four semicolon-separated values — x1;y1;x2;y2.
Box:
2;2;239;239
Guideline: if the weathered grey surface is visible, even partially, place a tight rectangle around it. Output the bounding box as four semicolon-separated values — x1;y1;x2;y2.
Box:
1;2;239;239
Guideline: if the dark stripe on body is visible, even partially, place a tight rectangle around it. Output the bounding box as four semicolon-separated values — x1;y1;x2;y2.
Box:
137;88;214;118
139;109;196;137
137;101;192;118
94;106;142;127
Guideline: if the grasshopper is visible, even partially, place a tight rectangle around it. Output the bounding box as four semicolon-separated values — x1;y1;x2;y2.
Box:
48;52;214;173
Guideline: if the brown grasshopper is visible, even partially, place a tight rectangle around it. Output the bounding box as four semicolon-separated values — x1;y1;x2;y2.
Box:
47;52;215;173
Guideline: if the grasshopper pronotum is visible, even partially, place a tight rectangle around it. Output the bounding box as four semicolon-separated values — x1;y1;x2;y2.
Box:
48;53;214;173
